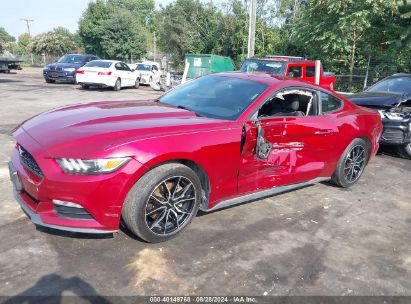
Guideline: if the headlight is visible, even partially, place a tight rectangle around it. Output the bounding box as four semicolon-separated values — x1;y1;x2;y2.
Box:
43;66;50;70
63;68;76;72
56;157;130;174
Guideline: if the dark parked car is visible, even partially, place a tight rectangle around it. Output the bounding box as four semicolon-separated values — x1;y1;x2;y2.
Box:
43;54;98;84
349;74;411;158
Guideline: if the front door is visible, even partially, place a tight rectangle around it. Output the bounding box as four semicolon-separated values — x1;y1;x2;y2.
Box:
238;88;339;195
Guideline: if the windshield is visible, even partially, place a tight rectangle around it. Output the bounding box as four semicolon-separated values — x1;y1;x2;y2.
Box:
368;76;411;94
159;75;268;120
240;59;286;75
58;55;86;64
84;61;112;68
137;64;151;71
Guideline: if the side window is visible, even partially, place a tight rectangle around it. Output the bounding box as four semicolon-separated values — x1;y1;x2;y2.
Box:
321;92;342;113
152;65;158;71
306;66;315;77
121;63;131;71
115;63;123;71
287;66;302;78
257;91;317;118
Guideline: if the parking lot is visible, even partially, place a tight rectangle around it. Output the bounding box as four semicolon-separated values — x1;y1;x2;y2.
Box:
0;68;410;298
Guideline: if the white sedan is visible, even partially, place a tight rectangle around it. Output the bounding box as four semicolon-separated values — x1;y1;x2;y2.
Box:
76;60;141;91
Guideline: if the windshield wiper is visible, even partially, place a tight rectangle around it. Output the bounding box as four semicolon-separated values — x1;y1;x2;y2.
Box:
176;105;204;117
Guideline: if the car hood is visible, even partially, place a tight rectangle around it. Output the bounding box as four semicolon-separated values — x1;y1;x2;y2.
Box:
47;62;84;69
19;100;228;158
348;92;402;108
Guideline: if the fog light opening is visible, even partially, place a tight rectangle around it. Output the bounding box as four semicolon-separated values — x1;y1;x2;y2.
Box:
52;199;83;209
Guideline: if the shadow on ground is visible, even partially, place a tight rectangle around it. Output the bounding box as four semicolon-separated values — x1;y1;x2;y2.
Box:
2;274;111;304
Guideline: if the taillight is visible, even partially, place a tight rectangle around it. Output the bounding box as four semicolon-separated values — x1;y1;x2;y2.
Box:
98;71;112;75
76;70;85;74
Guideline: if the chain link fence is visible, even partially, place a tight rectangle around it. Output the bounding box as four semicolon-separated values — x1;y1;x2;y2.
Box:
324;59;411;93
16;54;60;67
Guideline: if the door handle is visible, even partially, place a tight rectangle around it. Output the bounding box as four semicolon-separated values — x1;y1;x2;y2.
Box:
314;129;334;135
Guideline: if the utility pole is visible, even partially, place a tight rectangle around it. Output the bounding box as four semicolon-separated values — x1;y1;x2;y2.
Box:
21;18;34;37
21;18;34;65
247;0;256;58
153;31;157;62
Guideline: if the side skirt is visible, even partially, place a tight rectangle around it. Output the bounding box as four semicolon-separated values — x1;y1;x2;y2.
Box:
202;177;330;212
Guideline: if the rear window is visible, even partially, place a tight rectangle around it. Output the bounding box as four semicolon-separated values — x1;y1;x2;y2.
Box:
321;92;342;113
136;64;151;71
85;61;112;68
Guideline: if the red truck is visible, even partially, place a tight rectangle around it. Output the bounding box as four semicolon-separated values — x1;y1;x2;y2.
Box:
240;56;336;90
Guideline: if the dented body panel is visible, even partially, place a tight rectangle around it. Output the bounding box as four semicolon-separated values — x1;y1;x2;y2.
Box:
10;73;382;232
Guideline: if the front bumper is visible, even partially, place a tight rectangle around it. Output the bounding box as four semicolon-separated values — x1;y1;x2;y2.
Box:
9;130;146;234
43;69;76;81
380;120;411;145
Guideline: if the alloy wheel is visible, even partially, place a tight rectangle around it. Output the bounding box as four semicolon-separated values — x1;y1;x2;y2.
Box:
343;145;366;183
144;176;196;235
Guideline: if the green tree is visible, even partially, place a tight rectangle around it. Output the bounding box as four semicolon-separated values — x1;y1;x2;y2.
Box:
100;10;147;61
0;27;15;55
29;31;79;56
293;0;397;74
78;0;153;58
16;33;30;55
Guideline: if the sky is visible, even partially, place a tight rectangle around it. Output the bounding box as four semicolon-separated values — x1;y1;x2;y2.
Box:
0;0;180;39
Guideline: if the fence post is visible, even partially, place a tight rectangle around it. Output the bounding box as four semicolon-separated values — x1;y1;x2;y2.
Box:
363;54;371;90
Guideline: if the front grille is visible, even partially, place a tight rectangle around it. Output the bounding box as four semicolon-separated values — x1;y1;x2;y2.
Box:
54;205;94;220
381;129;404;143
49;66;62;71
18;145;44;178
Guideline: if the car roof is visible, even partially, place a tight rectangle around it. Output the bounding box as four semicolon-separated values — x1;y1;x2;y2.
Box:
89;59;120;63
388;73;411;78
246;57;315;64
212;71;316;88
65;54;96;57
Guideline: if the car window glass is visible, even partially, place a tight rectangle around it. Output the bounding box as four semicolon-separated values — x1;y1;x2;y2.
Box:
306;66;315;77
85;61;112;68
257;91;316;118
152;65;158;71
159;75;267;120
121;63;131;71
368;77;411;94
115;63;123;71
321;92;342;113
240;59;286;75
287;66;302;78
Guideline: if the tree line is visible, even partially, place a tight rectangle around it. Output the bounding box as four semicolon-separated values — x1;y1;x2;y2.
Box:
1;0;410;73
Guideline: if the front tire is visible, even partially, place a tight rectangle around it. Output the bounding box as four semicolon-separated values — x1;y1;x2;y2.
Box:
45;79;55;83
331;138;370;188
134;78;140;89
122;163;202;243
81;84;89;89
398;143;411;159
113;78;121;91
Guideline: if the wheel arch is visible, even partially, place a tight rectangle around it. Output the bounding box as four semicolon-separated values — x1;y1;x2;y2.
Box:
130;156;211;210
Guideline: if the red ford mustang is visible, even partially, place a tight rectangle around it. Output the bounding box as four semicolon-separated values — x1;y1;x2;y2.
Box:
9;73;382;242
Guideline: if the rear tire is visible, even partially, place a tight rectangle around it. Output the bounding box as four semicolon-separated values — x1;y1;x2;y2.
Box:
122;163;202;243
113;78;121;91
331;138;370;188
81;84;89;90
